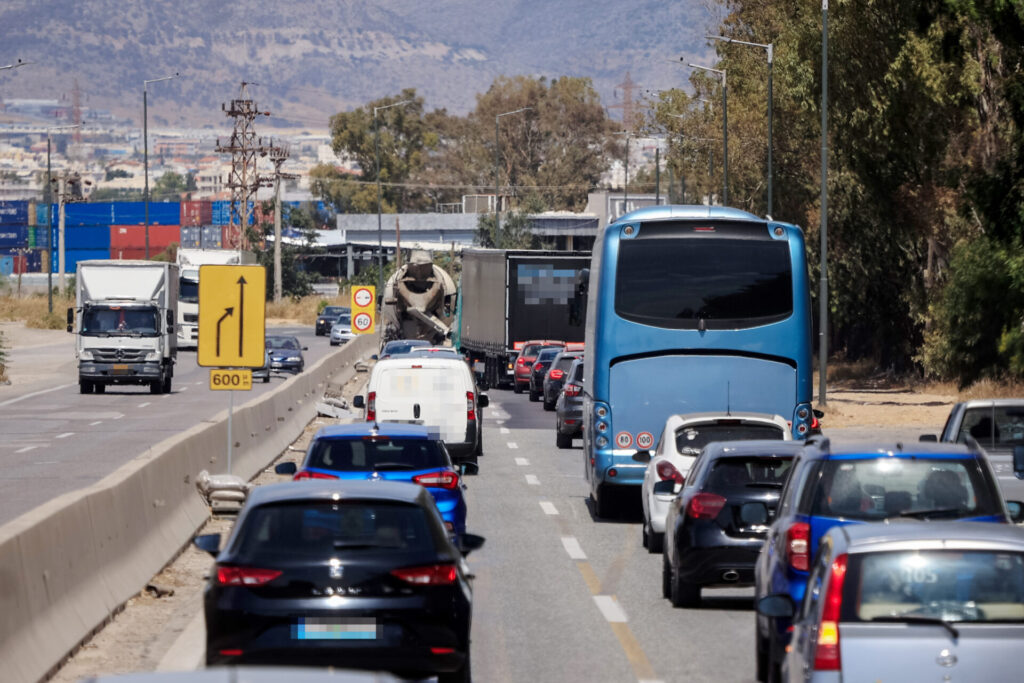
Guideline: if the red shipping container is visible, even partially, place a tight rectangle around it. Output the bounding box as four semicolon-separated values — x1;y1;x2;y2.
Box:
180;200;212;226
110;247;148;261
110;225;181;251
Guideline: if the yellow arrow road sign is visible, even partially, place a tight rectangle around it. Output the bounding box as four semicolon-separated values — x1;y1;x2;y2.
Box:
198;264;266;368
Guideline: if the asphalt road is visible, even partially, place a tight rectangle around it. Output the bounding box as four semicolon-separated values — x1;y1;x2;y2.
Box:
0;326;335;526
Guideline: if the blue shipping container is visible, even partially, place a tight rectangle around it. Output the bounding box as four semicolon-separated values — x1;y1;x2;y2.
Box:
37;203;51;227
0;254;13;276
211;200;253;226
0;200;29;224
51;226;112;250
0;225;28;248
52;248;111;274
59;202;181;227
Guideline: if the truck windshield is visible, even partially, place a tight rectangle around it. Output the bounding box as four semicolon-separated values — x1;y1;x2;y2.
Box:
81;306;160;337
179;277;199;303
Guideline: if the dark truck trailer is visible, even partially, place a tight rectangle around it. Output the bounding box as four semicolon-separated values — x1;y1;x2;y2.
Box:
456;248;590;389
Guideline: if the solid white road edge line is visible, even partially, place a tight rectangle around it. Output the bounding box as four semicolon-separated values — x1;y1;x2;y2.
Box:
540;501;558;515
0;382;76;407
593;595;628;623
561;536;586;560
155;610;205;671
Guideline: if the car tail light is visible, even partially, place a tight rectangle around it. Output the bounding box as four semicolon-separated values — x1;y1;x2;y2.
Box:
391;564;458;585
219;649;243;656
549;369;564;380
466;391;476;421
366;391;376;421
811;415;820;430
413;470;460;490
563;383;581;397
293;470;338;481
786;522;811;572
431;647;455;655
686;492;726;519
516;357;526;366
216;566;282;586
813;554;848;671
656;460;685;485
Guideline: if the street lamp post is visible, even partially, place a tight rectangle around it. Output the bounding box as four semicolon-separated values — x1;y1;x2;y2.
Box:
707;35;774;217
494;107;533;240
687;61;728;205
143;73;179;259
374;99;414;301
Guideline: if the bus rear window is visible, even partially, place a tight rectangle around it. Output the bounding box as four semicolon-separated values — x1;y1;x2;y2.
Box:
615;238;792;329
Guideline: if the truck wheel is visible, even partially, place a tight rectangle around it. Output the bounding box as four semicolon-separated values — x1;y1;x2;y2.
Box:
79;380;93;394
162;376;172;393
95;383;105;394
150;380;162;395
593;485;615;519
556;431;572;449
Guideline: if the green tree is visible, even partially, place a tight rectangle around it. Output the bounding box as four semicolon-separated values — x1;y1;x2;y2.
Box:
152;171;188;200
244;202;316;298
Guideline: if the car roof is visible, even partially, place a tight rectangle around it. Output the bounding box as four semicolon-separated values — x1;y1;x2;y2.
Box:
803;439;979;460
373;357;469;370
703;440;806;458
312;422;432;440
663;412;790;431
383;339;430;349
245;480;428;507
828;520;1024;554
956;398;1024;409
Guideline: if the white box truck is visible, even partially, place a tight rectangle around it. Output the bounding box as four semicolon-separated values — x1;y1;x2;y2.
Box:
68;260;178;394
176;248;257;349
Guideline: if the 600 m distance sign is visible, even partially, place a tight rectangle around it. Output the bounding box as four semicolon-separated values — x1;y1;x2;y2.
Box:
209;369;252;391
198;265;266;368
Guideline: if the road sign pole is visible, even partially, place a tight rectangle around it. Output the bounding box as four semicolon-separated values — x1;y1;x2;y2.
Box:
227;389;234;474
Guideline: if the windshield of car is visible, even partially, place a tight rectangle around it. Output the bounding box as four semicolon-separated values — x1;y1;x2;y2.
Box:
81;305;160;337
805;458;1003;521
233;501;436;560
705;456;794;490
267;337;299;350
320;306;346;318
956;405;1024;449
307;437;449;472
674;422;786;455
383;340;430;355
335;314;351;326
850;550;1024;623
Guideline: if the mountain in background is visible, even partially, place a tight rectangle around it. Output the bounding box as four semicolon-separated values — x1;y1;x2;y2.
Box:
0;0;720;129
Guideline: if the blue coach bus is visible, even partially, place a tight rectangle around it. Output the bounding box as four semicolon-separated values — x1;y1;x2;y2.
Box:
580;205;814;517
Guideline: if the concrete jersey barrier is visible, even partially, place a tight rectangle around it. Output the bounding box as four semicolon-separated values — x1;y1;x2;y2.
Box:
0;333;377;683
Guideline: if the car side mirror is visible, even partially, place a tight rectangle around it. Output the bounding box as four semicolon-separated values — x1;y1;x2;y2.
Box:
194;533;222;558
459;462;479;477
302;346;308;351
756;595;796;619
919;434;938;442
652;480;676;495
1014;446;1024;480
353;395;365;409
371;354;379;361
458;533;485;556
741;502;770;526
66;307;74;333
274;462;297;476
477;393;489;408
1006;501;1024;523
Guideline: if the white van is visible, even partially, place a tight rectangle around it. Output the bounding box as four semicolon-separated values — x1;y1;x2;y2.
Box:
354;357;488;463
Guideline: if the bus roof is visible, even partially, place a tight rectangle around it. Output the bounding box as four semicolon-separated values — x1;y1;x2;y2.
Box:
612;204;764;225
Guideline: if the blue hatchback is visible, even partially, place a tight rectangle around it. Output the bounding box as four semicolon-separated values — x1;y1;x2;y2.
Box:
753;438;1018;682
275;422;473;539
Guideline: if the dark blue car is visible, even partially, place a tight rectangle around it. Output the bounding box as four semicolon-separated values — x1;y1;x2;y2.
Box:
276;422;473;539
753;438;1020;683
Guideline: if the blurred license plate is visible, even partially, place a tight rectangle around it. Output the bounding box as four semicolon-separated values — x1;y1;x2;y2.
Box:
293;617;376;640
112;364;130;374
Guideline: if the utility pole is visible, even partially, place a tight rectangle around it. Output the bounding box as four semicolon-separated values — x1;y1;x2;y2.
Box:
269;143;297;303
819;0;830;405
53;170;88;293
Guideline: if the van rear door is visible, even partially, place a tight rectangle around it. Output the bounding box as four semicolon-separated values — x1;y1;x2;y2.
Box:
375;364;466;443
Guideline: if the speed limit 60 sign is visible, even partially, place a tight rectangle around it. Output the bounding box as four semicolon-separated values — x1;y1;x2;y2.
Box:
350;285;376;335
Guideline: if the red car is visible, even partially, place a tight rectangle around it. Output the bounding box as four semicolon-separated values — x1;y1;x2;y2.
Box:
512;340;565;394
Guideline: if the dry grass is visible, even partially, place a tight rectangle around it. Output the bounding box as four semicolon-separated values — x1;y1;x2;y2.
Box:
0;293;74;330
265;292;350;326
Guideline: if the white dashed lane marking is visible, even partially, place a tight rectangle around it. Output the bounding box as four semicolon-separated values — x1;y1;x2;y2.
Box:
514;457;529;466
138;402;151;408
56;432;74;439
500;427;510;434
525;474;540;486
89;421;102;426
593;595;629;623
561;536;587;560
507;442;519;449
539;501;559;515
15;446;38;454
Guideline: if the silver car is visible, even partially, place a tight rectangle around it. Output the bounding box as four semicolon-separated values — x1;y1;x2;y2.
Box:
329;314;354;346
554;358;584;449
758;521;1024;682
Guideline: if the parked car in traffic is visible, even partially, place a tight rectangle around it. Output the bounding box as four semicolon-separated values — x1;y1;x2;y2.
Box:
195;480;483;682
275;422;476;540
528;347;562;402
329;314;355;346
513;340;564;394
355;357;488;464
406;347;462;359
758;522;1024;682
555;358;585;449
754;438;1024;683
642;412;791;553
542;350;583;411
378;339;431;360
315;305;350;336
662;440;800;608
266;335;306;374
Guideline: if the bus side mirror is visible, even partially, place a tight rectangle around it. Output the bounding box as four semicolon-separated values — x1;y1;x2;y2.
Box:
66;307;74;333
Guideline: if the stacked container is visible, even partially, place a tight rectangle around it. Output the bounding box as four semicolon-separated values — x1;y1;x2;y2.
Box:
180;200;212;227
180;225;202;249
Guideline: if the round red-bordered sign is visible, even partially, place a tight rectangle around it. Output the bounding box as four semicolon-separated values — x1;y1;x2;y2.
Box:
352;311;373;332
615;431;633;449
636;431;654;450
353;287;374;308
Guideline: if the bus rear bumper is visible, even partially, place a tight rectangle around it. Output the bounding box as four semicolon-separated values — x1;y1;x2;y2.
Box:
593;452;646;486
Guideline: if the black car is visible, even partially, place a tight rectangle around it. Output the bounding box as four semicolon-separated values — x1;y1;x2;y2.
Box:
527;347;561;402
542;351;582;411
316;306;351;336
196;480;484;682
662;440;802;608
267;335;306;373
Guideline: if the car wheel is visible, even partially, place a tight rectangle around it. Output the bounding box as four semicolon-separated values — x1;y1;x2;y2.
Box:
670;563;700;608
513;382;523;394
543;398;555;411
661;552;672;599
529;388;540;402
646;522;664;554
756;631;769;682
79;380;93;394
437;648;470;683
642;521;649;548
766;630;784;683
556;431;572;449
262;376;270;383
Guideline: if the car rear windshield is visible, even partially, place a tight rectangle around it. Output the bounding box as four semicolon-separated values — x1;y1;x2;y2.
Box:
615;237;793;329
802;458;1003;521
308;437;448;472
522;344;545;357
675;422;786;456
234;501;437;561
847;550;1024;623
956;405;1024;449
555;355;580;372
705;456;794;490
572;362;585;381
321;306;345;317
384;340;430;355
537;348;560;362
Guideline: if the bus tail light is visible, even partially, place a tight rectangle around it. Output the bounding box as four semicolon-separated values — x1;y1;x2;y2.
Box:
813;554;848;671
786;522;810;571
